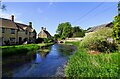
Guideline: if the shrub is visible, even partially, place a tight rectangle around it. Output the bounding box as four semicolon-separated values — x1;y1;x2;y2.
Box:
43;38;52;43
36;38;44;43
80;27;118;52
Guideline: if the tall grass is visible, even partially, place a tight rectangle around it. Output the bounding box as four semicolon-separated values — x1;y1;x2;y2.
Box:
65;41;119;77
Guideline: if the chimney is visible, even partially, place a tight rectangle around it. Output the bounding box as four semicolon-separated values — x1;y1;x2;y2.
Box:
44;28;46;31
10;15;14;21
29;22;32;28
41;27;44;30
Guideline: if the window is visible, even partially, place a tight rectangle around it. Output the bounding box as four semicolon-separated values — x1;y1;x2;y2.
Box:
10;38;15;43
29;32;31;35
11;29;15;34
2;28;5;33
25;30;28;35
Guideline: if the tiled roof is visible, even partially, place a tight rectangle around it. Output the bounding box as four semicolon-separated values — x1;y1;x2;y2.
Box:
87;22;113;33
0;18;18;29
0;18;35;32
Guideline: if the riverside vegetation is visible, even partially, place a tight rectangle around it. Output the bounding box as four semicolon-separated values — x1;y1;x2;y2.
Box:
1;43;53;56
65;27;119;77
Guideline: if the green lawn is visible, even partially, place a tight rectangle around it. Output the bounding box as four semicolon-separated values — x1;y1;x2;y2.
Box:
1;43;53;56
65;41;119;77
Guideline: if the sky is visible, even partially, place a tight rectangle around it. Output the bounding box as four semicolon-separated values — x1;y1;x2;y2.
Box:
0;2;118;36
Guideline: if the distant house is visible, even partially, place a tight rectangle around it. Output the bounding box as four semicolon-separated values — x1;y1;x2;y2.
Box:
38;27;52;39
86;22;113;34
0;15;37;45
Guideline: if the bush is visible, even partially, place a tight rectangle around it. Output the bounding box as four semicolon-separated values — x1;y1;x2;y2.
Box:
80;27;118;52
36;38;44;43
43;38;52;43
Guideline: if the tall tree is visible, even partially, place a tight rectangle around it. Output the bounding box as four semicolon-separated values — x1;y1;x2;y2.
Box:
56;22;72;39
113;2;120;43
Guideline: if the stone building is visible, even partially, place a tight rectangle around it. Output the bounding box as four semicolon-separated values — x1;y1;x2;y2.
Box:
38;27;52;39
0;15;37;45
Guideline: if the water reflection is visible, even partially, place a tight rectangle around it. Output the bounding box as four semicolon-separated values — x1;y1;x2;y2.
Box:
2;44;76;77
35;53;42;64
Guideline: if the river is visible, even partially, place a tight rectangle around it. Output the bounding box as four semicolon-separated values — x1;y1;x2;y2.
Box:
2;44;76;77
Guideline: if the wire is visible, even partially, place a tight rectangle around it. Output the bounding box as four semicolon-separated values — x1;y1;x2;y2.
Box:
72;2;104;24
79;5;116;26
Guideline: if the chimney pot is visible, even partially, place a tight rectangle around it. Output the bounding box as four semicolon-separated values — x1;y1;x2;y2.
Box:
11;15;14;22
41;27;44;30
29;22;32;28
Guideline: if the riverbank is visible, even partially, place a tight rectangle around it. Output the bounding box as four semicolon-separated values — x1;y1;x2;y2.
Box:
1;43;53;56
65;41;119;77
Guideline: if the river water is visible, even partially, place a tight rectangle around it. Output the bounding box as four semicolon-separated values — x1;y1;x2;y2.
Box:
2;44;76;77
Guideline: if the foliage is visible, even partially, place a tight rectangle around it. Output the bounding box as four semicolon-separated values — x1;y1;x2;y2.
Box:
65;41;119;77
53;34;60;40
1;43;53;56
72;26;85;37
43;38;52;43
86;27;92;31
80;27;118;52
36;38;44;43
0;1;6;11
36;38;53;43
118;1;120;12
113;15;120;44
56;22;72;39
55;22;85;39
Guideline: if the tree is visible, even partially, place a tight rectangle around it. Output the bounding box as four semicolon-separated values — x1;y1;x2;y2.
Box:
113;2;120;43
56;22;72;39
118;1;120;14
0;1;6;11
72;26;85;37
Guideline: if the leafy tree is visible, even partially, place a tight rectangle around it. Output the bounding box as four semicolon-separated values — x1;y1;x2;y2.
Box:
0;1;6;11
113;2;120;43
56;22;72;39
72;26;85;37
54;34;60;40
118;1;120;14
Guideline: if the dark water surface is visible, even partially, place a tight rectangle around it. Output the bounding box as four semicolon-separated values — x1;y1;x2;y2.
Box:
2;44;76;77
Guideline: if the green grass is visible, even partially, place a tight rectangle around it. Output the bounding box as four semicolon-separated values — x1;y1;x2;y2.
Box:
65;41;119;77
1;43;53;56
65;41;80;47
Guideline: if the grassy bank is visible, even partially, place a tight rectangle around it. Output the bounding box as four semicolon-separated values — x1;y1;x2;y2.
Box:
65;41;119;77
1;43;53;56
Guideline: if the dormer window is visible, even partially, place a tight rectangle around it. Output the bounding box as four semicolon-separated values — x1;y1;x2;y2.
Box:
11;29;15;34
